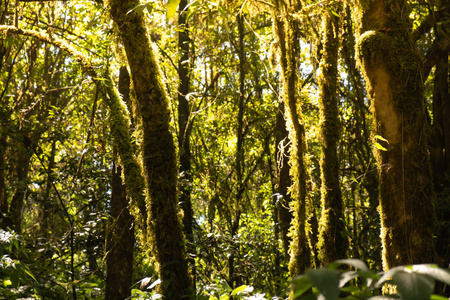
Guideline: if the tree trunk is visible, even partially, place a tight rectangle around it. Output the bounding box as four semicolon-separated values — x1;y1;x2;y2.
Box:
105;159;135;300
108;0;193;297
355;0;436;268
317;10;347;264
272;0;311;276
177;0;195;284
105;66;135;300
10;140;32;233
275;103;293;260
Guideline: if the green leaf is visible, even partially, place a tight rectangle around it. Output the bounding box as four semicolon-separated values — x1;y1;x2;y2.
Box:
306;268;340;300
231;285;253;296
412;264;450;285
393;271;434;300
291;275;313;298
333;259;370;272
339;271;358;288
127;2;155;15
166;0;181;20
430;295;449;300
373;143;388;151
374;135;389;143
3;279;12;287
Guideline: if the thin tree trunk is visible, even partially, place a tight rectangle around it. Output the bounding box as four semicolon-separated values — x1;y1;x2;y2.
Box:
10;141;32;233
0;134;8;222
105;66;135;300
355;0;436;268
272;0;311;276
42;139;57;236
177;0;195;285
317;10;347;264
108;0;193;296
105;159;134;300
229;12;246;288
275;103;293;260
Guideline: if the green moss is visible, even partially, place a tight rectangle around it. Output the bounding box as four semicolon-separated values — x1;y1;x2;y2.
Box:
357;30;387;69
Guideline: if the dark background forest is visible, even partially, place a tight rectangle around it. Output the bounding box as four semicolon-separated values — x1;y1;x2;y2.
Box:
0;0;449;298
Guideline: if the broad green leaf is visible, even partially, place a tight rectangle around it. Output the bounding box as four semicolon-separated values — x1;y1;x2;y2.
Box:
393;271;434;300
412;264;450;285
306;268;340;300
166;0;181;20
339;270;358;288
376;266;405;287
334;259;370;272
291;275;313;297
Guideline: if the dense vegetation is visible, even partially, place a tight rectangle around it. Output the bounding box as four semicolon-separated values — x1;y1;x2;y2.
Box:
0;0;449;298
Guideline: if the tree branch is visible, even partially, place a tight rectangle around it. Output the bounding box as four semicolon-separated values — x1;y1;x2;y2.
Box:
423;37;450;80
412;7;450;42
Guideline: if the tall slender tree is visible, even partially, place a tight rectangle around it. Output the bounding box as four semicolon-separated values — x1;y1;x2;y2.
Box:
107;0;193;296
272;0;311;276
105;67;135;300
317;7;347;264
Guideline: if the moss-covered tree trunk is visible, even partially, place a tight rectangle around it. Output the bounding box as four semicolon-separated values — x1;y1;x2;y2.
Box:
272;0;311;277
355;0;436;269
106;159;135;300
177;0;195;285
108;0;193;297
275;103;293;260
105;67;135;300
317;10;347;264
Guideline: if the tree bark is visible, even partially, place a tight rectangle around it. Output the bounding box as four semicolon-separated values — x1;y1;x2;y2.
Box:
108;0;193;297
317;10;347;264
355;0;436;269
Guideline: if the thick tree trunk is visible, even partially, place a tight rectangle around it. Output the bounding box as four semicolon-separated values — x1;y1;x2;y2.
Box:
108;0;193;297
272;0;311;276
317;10;347;264
355;0;436;269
